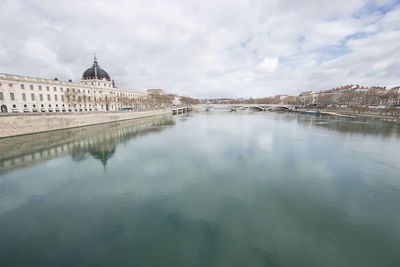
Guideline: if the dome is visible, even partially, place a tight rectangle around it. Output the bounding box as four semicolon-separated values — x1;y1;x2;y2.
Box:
82;55;111;81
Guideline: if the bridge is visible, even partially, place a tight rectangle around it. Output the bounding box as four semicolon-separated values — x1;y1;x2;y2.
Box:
193;104;294;112
171;106;192;115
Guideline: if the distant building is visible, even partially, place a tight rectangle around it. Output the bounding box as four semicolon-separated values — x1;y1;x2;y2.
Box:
147;88;167;95
390;86;400;93
0;55;149;113
299;91;319;105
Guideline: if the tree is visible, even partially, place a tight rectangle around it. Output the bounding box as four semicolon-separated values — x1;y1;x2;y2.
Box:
316;93;333;107
382;106;400;117
365;89;380;105
338;91;356;106
180;96;199;105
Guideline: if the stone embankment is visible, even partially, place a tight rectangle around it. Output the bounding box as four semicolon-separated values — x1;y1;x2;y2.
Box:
0;110;172;138
320;111;356;118
321;110;400;121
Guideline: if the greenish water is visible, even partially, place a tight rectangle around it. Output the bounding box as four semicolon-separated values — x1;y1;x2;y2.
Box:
0;112;400;267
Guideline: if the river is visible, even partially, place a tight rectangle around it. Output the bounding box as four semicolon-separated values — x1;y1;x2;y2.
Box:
1;112;400;266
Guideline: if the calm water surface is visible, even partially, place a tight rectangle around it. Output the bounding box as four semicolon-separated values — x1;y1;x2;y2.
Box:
1;112;400;267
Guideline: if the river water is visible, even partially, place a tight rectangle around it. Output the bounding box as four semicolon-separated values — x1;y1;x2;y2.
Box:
0;112;400;267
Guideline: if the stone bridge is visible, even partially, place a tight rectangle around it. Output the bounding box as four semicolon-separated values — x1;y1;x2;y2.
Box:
194;104;294;112
171;106;192;115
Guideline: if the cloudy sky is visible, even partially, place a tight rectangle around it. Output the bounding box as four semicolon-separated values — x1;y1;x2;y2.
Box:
0;0;399;98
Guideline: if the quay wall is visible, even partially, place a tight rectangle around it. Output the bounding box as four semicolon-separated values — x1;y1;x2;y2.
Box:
0;110;172;138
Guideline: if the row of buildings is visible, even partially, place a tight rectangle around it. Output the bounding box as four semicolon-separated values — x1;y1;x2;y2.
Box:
0;56;178;113
296;85;400;107
204;84;400;107
256;85;400;107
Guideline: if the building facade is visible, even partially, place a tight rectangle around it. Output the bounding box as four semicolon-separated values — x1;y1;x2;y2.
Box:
0;56;149;113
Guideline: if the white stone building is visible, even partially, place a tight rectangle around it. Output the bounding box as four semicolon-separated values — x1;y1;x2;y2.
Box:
0;56;149;113
299;91;319;105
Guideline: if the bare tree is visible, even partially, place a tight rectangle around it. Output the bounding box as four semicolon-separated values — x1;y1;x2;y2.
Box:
316;93;333;107
338;91;356;106
180;96;199;105
365;89;380;106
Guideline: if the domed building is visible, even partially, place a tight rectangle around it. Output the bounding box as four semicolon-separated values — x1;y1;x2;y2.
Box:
80;55;115;88
82;55;111;81
0;54;150;113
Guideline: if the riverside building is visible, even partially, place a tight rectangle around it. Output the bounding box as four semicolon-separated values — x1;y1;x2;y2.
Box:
0;55;148;113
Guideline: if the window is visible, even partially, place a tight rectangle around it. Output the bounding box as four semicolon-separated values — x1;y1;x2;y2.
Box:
30;85;34;90
39;94;43;101
53;87;57;92
31;94;35;101
61;95;64;101
8;83;13;87
22;93;26;101
46;86;49;91
10;93;15;100
54;95;58;101
47;94;50;101
20;84;25;90
0;92;3;100
38;85;42;91
60;87;63;92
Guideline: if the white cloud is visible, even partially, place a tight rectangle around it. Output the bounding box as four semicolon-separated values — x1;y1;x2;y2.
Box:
0;0;399;98
258;57;279;73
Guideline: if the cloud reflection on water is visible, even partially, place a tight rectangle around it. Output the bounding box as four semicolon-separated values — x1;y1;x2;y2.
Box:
0;112;400;267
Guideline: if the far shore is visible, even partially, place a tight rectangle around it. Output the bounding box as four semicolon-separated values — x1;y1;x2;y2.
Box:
318;109;400;122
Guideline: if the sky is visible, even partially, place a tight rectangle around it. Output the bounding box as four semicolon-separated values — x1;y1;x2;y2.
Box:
0;0;399;98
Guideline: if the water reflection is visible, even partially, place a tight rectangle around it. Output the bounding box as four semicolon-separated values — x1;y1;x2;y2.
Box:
256;112;400;137
0;112;400;267
294;114;400;136
0;115;175;175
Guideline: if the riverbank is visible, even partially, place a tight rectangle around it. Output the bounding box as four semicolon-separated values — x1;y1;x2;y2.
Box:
320;110;400;122
320;111;356;118
0;109;172;138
